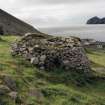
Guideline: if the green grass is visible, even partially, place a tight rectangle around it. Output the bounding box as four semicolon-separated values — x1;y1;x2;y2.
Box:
87;48;105;76
0;36;105;105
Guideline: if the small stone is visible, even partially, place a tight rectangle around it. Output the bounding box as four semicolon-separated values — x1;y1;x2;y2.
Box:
8;91;17;100
23;53;32;60
31;57;39;65
63;60;70;66
40;55;46;62
40;66;45;70
34;45;39;48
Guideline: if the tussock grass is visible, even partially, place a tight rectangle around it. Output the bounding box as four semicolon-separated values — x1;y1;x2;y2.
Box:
0;36;105;105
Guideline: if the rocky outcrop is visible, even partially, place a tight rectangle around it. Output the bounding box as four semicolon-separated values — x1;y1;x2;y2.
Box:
11;33;91;75
87;16;105;24
0;9;40;35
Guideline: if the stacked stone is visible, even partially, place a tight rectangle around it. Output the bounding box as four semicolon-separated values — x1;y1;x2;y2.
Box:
11;33;91;74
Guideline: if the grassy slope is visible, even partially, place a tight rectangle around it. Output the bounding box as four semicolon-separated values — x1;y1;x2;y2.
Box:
87;49;105;76
0;36;105;105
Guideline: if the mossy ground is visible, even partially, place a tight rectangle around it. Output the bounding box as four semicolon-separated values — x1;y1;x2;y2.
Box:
0;36;105;105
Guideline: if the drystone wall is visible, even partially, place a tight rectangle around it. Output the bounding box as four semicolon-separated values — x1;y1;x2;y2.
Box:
11;33;91;74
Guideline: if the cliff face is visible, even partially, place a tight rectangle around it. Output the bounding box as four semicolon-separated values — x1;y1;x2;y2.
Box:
87;16;105;24
0;9;40;35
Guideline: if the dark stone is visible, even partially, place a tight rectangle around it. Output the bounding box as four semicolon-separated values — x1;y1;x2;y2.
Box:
3;76;17;91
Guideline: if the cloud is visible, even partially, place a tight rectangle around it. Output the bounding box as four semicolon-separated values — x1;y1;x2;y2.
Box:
6;0;102;5
0;0;105;27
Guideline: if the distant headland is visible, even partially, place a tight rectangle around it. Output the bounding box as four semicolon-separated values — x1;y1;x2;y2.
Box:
87;16;105;24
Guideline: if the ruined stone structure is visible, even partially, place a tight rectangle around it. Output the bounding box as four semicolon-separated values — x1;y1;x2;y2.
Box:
11;33;91;74
0;9;40;35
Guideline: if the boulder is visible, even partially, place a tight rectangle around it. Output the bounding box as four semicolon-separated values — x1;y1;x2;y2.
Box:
11;33;91;75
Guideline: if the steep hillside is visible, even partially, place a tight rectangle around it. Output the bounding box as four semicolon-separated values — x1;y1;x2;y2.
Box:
0;9;40;35
0;36;105;105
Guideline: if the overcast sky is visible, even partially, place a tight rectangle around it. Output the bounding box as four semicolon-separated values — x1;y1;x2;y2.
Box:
0;0;105;28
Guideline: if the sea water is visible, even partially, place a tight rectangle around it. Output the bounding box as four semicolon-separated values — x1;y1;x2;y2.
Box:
39;25;105;41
